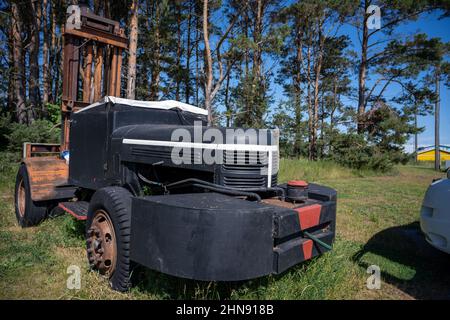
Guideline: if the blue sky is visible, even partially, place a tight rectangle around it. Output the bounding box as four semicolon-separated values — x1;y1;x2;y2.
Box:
251;8;450;153
343;11;450;152
397;12;450;151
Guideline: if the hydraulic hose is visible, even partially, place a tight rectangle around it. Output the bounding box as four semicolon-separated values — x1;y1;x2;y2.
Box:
166;178;262;201
303;231;333;250
190;183;261;202
241;187;285;200
167;178;282;198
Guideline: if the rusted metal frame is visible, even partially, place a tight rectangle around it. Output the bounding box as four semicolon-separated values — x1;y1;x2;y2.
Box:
62;34;80;110
64;28;127;49
61;32;80;151
79;6;121;35
60;12;127;151
62;28;126;107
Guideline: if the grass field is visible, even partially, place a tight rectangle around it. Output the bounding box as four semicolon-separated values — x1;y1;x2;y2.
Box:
1;157;449;300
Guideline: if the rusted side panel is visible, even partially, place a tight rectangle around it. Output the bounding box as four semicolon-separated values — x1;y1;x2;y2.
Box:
23;157;72;201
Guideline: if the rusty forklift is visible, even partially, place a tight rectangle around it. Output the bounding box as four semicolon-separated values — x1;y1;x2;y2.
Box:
14;6;337;292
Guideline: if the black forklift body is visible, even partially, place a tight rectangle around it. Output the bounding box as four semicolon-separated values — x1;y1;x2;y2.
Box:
130;185;336;281
66;97;338;282
15;6;340;289
69;97;279;192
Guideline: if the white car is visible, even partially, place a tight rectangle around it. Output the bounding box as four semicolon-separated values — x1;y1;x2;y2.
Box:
420;170;450;254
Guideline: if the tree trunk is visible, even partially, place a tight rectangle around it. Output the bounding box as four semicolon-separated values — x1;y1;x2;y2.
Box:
434;66;440;171
150;2;161;100
175;3;182;101
225;70;231;127
330;79;338;152
49;2;57;103
8;26;14;114
312;29;324;161
203;0;213;124
29;0;41;120
195;9;200;106
244;11;249;76
293;23;303;156
253;0;263;79
414;110;418;163
357;0;369;133
55;33;62;104
127;0;138;100
11;2;26;124
185;2;192;104
306;34;313;160
42;0;50;107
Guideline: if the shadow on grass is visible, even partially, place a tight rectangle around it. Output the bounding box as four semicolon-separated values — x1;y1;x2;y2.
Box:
130;265;277;299
353;221;450;299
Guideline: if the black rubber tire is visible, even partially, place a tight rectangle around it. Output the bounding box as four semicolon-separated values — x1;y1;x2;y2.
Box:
14;164;48;227
86;187;132;292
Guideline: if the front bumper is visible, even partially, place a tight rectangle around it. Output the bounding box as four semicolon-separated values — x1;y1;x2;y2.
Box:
129;184;337;281
420;206;450;254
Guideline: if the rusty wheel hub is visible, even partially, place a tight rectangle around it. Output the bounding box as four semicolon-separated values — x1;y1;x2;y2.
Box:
17;179;26;217
87;209;117;276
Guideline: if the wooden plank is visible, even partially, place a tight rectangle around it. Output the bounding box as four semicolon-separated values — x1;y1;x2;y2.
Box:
94;46;103;102
116;48;123;96
109;48;118;96
23;157;70;201
83;45;93;102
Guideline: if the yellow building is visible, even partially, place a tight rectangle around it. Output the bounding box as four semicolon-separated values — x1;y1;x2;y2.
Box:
417;146;450;162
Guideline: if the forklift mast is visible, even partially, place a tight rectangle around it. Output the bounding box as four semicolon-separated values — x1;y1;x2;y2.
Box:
61;4;128;150
19;5;128;202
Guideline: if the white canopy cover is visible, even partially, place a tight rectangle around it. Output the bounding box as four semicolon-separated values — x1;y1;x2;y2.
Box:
76;96;208;116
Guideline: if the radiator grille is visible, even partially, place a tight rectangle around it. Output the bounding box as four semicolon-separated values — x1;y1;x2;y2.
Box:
222;149;279;188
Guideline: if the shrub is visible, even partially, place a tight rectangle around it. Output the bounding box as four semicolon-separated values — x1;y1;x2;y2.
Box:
0;115;11;151
45;103;61;125
331;133;394;172
3;119;60;155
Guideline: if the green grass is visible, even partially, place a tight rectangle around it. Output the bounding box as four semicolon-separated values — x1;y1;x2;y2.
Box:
0;156;449;300
278;158;384;181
